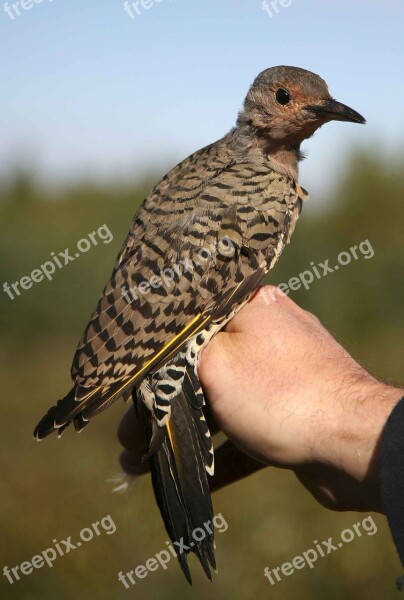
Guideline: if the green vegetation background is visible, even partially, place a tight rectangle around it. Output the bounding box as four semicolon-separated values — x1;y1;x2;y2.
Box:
1;150;403;599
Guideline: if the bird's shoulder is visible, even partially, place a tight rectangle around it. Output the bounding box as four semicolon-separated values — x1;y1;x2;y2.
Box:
69;142;300;388
114;136;299;271
144;135;297;212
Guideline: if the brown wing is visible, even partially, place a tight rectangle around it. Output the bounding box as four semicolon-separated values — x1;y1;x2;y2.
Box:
34;137;299;438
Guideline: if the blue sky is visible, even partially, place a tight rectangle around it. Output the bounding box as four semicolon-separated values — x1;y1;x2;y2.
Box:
1;0;403;196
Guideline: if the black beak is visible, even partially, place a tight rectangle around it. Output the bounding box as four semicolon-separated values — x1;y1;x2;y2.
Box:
305;98;366;124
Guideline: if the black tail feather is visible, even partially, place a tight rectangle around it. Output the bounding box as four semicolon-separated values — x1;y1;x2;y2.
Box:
143;387;215;583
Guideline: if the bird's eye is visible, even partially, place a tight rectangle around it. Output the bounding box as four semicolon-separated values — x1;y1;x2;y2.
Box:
276;88;291;105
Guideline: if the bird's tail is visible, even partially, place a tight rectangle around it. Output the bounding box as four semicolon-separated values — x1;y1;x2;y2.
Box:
141;373;216;584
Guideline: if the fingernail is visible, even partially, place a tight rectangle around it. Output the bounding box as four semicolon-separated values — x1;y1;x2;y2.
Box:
121;459;140;476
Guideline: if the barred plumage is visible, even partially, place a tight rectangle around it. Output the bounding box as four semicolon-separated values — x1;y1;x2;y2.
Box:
34;66;365;582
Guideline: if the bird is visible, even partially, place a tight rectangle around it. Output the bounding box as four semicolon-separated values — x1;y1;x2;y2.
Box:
34;66;365;583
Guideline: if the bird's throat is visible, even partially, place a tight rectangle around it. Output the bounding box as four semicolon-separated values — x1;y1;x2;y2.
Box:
265;143;301;182
230;120;301;182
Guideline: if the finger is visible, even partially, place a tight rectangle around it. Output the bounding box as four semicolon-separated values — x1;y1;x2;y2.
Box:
120;448;150;476
293;464;384;513
118;405;150;476
210;440;265;492
118;403;221;477
119;403;220;448
117;405;147;454
117;403;221;452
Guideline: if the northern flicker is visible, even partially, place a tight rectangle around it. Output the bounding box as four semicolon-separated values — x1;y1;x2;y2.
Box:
34;66;365;582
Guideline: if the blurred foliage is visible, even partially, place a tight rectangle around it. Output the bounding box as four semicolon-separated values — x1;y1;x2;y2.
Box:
0;150;403;600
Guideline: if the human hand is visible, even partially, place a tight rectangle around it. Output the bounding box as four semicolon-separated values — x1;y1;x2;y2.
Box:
198;286;402;512
118;286;403;513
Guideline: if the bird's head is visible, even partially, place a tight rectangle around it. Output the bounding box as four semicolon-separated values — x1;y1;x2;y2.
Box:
240;66;365;145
